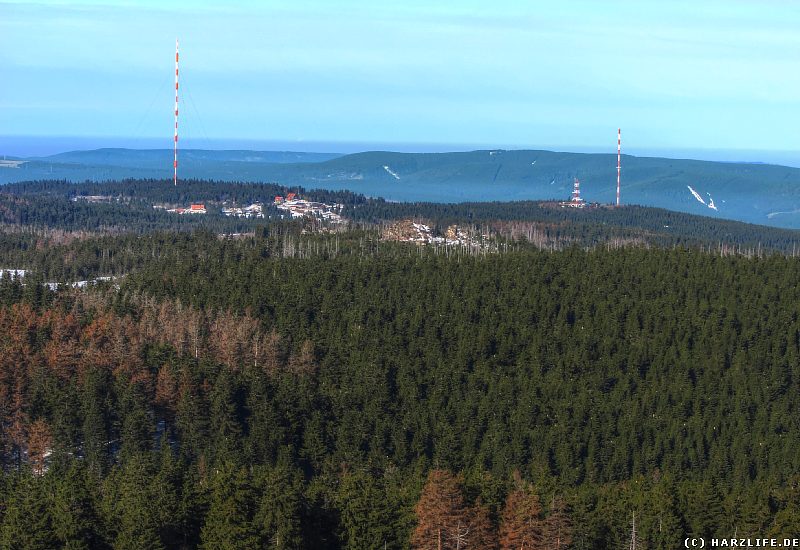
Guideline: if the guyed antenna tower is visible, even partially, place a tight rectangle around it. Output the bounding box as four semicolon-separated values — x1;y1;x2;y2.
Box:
173;38;179;186
616;128;621;206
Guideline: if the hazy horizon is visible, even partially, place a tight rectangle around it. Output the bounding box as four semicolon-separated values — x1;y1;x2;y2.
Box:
3;134;800;169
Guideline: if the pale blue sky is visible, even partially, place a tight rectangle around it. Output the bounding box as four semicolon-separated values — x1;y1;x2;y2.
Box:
1;0;799;155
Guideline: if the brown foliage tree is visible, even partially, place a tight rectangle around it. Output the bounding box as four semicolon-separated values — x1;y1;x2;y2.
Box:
289;339;317;376
234;314;261;369
7;374;28;469
184;306;205;359
499;488;544;550
80;312;116;377
210;310;240;370
543;497;572;550
469;498;498;550
0;305;35;468
260;329;283;375
110;315;149;389
544;497;572;550
412;470;471;550
42;310;80;381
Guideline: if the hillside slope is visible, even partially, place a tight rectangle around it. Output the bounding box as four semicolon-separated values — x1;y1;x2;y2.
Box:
2;148;800;227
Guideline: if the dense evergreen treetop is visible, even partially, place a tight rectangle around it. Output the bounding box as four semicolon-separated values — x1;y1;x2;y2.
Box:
1;239;800;546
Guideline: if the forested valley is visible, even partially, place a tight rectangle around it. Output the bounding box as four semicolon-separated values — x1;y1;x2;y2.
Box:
1;180;800;548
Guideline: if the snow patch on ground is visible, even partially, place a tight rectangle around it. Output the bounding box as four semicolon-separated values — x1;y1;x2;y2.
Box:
767;209;800;219
45;276;115;291
1;270;118;291
688;185;706;205
688;185;720;211
383;220;489;248
0;269;26;279
383;165;400;180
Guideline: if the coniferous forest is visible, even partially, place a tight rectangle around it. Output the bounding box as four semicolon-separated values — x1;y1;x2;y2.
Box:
1;180;800;548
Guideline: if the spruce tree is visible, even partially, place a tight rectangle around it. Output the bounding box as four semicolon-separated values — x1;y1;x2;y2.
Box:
199;462;260;550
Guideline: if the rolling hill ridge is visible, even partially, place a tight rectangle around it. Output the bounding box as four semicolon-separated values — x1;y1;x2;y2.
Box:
2;148;800;227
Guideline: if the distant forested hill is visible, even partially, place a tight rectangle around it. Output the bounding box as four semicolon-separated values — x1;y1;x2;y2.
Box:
3;148;800;227
0;179;798;258
34;148;342;167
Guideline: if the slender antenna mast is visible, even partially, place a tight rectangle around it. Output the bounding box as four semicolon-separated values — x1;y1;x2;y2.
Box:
573;177;582;203
174;38;179;186
616;128;621;206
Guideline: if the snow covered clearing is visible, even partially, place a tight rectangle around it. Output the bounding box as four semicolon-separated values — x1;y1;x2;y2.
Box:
383;165;400;180
687;185;706;205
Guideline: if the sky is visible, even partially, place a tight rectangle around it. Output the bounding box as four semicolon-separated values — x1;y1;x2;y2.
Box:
1;0;800;157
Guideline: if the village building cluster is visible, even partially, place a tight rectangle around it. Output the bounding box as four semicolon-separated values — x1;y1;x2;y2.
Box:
221;203;264;219
71;195;116;203
274;193;345;224
165;203;207;215
152;192;345;224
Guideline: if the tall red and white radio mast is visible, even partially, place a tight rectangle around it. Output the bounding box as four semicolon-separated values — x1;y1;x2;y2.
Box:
173;39;179;186
616;128;621;206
